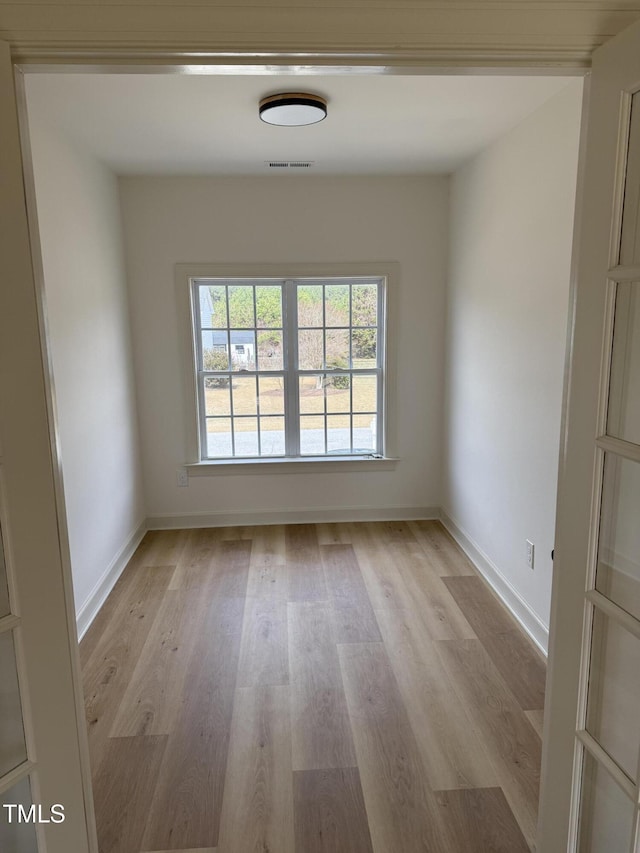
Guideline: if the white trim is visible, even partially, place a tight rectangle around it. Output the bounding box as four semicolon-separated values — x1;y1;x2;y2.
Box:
147;504;439;530
176;262;399;464
440;509;550;655
186;456;398;475
75;521;147;640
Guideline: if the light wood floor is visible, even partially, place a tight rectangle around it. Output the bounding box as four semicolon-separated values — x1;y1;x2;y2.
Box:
80;520;546;853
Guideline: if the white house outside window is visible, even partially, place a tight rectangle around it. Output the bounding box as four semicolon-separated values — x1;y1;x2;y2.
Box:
191;276;386;460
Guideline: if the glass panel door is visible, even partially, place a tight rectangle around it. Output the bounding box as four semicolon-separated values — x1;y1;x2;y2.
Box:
574;86;640;852
0;508;39;851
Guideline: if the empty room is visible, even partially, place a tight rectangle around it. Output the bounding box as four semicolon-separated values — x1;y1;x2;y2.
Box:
13;69;584;853
4;60;632;852
2;3;640;852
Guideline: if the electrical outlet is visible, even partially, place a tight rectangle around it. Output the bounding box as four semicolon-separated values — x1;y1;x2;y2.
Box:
177;468;189;487
526;539;535;569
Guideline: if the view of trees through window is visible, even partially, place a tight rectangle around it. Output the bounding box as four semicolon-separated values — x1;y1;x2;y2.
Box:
196;278;382;458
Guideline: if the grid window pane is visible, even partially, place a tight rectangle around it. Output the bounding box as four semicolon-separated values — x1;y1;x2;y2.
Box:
352;284;377;327
206;418;233;457
300;415;325;454
202;331;230;371
352;375;377;413
232;376;258;416
326;378;351;413
353;414;377;452
205;381;231;416
325;284;350;326
257;330;283;371
258;376;285;415
327;415;351;452
228;284;255;328
233;417;259;456
298;330;324;370
298;285;323;326
229;331;256;371
198;283;227;328
0;630;27;777
256;285;283;328
195;277;382;459
0;776;39;853
260;417;285;455
299;376;325;414
352;328;377;367
326;329;350;369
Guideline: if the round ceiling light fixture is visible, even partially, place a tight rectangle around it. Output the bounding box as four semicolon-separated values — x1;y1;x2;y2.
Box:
259;92;327;127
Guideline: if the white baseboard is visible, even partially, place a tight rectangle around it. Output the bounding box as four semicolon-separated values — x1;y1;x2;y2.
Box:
440;510;549;656
75;520;147;641
147;504;440;530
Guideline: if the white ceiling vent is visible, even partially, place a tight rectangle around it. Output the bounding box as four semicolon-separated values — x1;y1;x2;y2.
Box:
266;161;315;169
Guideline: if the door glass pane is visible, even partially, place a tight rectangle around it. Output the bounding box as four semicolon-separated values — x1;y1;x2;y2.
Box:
0;775;39;853
596;453;640;620
0;630;27;776
620;91;640;266
607;281;640;444
578;751;635;852
0;522;10;619
585;608;640;780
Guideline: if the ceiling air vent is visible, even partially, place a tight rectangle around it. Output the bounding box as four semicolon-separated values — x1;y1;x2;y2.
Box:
266;161;315;169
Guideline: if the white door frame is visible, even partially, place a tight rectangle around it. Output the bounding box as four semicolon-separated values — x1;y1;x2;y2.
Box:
7;44;591;852
0;39;98;853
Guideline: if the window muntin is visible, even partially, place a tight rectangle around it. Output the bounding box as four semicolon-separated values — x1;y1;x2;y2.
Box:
193;277;384;460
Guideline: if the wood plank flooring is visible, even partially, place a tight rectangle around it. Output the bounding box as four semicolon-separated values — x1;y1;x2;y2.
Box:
81;520;546;853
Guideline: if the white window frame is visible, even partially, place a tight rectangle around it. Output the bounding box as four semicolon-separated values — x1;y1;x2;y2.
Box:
176;262;399;471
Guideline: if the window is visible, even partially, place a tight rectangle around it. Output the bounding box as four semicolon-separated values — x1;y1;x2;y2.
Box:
191;275;386;460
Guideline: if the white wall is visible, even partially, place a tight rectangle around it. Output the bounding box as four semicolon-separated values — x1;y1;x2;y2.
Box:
28;112;146;625
119;175;449;524
443;80;584;648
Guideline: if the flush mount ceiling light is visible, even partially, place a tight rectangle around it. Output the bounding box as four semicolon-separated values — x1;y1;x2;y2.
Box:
259;93;327;127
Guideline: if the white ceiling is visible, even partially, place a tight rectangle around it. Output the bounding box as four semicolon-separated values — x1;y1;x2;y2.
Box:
25;73;576;176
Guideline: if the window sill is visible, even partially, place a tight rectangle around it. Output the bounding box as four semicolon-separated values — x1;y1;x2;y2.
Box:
186;456;399;475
